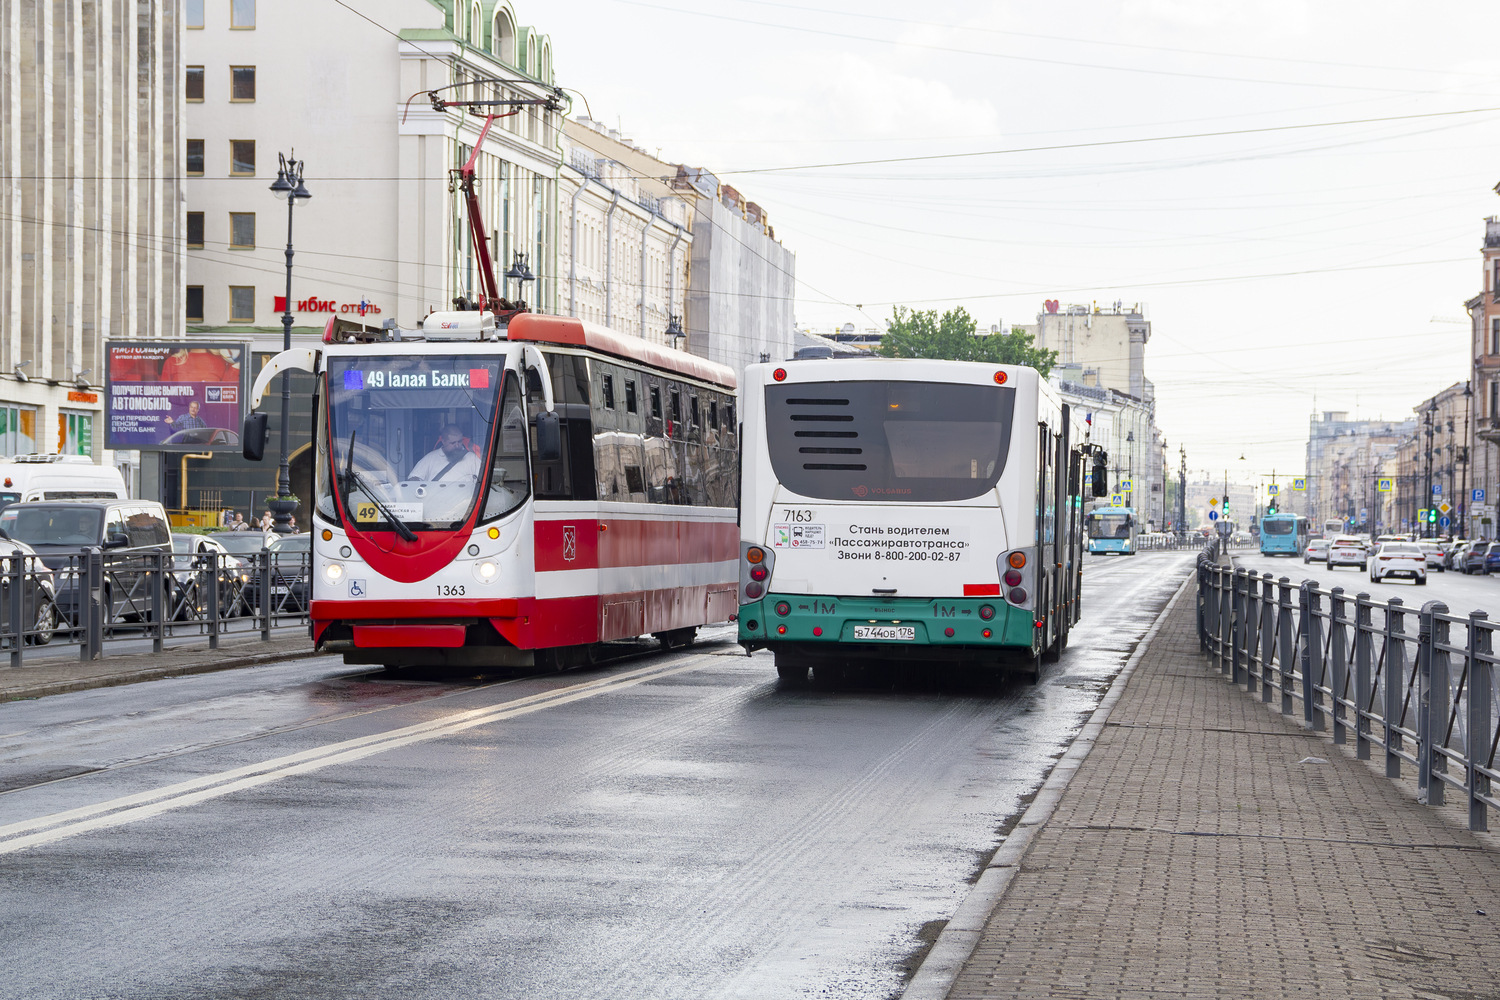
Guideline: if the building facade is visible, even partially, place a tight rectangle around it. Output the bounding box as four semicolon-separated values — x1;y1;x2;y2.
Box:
179;0;561;517
0;0;183;483
1305;411;1416;533
557;119;692;346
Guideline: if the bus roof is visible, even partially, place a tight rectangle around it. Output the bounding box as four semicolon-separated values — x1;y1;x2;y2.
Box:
506;314;737;390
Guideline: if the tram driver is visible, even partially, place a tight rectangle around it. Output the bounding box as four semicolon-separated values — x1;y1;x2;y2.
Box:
408;424;481;481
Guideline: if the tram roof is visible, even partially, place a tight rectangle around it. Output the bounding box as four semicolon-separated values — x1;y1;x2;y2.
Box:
506;314;737;390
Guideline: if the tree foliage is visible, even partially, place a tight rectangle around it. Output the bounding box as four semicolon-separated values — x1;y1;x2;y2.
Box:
874;306;1058;377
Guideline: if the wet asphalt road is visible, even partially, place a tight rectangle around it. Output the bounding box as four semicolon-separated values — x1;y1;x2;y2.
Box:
0;551;1193;1000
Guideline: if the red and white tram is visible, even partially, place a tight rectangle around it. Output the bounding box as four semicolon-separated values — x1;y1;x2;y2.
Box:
246;311;740;669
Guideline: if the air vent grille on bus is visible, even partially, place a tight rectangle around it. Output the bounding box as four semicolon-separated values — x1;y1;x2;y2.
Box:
787;397;864;470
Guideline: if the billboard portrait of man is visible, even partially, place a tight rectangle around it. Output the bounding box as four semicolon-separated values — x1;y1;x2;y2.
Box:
164;398;207;438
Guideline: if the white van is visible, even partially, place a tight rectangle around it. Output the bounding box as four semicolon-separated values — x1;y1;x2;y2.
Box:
0;455;129;505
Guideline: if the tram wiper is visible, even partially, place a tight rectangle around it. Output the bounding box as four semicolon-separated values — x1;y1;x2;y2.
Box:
341;428;418;543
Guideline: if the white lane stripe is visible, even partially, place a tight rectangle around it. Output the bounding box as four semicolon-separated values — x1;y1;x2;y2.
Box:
0;659;707;855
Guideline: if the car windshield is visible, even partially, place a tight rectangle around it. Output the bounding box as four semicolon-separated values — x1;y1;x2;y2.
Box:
207;532;268;555
171;535;196;554
268;535;310;552
0;507;101;545
319;355;528;532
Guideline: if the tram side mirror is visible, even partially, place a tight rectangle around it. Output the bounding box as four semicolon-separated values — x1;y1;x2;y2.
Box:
536;411;561;461
1092;456;1109;497
242;412;269;461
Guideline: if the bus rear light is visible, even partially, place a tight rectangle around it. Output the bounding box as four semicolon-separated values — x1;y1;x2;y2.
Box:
777;624;787;634
773;368;787;381
1009;587;1028;604
982;628;992;638
944;627;955;637
978;605;995;620
1004;569;1022;587
813;626;823;636
1007;552;1026;569
746;547;765;564
993;371;1008;384
774;601;791;616
750;566;768;581
745;582;764;599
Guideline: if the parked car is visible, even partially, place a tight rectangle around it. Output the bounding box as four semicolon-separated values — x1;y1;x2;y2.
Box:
1485;543;1500;576
170;533;251;619
1462;542;1495;575
1327;535;1368;571
1417;540;1446;572
1446;541;1472;570
1370;542;1427;585
1304;538;1330;564
0;500;174;624
0;539;58;644
229;532;311;614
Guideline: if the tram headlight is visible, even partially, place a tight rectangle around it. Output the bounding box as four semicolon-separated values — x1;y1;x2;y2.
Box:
473;560;499;584
324;563;345;582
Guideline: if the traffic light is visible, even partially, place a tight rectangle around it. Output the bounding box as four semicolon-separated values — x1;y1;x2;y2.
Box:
1266;499;1278;515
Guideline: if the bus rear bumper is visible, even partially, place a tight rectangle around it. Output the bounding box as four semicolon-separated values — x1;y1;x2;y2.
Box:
737;593;1035;656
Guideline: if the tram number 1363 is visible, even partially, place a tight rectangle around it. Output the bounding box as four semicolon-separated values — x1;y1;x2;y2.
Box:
436;584;466;596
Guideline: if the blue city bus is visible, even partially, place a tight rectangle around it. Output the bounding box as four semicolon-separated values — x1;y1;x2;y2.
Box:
1087;505;1137;555
1259;512;1309;556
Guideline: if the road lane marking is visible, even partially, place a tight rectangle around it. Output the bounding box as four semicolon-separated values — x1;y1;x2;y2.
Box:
0;658;711;855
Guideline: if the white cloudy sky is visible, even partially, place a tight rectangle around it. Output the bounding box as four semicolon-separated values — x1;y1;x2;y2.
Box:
536;0;1500;481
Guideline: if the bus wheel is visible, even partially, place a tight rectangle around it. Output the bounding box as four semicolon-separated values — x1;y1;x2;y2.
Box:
775;654;809;687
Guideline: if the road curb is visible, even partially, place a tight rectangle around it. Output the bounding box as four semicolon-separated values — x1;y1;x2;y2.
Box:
1;642;328;702
901;568;1197;1000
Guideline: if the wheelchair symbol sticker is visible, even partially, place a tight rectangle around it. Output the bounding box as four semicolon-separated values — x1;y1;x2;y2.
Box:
349;579;367;598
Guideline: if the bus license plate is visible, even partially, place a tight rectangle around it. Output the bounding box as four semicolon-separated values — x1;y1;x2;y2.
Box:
854;625;915;641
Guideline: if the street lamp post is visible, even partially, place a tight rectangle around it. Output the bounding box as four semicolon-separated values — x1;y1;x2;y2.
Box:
268;152;311;534
1423;400;1437;539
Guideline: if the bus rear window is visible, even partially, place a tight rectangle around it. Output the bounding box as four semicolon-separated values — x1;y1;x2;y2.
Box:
764;380;1014;502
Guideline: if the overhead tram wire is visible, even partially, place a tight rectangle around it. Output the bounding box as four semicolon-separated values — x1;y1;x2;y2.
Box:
711;105;1500;177
614;0;1470;96
712;0;1500;80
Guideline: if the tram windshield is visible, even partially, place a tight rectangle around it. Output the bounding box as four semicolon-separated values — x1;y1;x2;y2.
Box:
763;380;1014;502
318;354;529;532
1088;513;1132;539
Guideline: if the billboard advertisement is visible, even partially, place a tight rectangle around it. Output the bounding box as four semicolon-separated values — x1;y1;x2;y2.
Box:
105;342;247;451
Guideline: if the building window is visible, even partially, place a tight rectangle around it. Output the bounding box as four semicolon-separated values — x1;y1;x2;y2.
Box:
186;139;204;176
230;66;255;101
231;0;255;28
60;412;94;457
186;66;204;101
1492;317;1500;356
0;405;38;456
229;286;254;322
230;140;255;175
229;212;255;249
186;0;204;29
186;286;204;322
187;212;204;248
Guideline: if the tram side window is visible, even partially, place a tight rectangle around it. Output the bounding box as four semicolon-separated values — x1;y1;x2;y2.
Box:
484;372;529;519
530;353;595;501
625;380;637;414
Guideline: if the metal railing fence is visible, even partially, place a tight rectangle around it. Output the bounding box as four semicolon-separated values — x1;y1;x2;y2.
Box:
0;548;310;669
1197;557;1498;831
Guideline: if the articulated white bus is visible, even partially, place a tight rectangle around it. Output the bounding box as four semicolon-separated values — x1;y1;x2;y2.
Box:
736;358;1105;683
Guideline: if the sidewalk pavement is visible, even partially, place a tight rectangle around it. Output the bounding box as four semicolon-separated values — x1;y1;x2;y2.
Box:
0;630;323;703
928;577;1500;999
